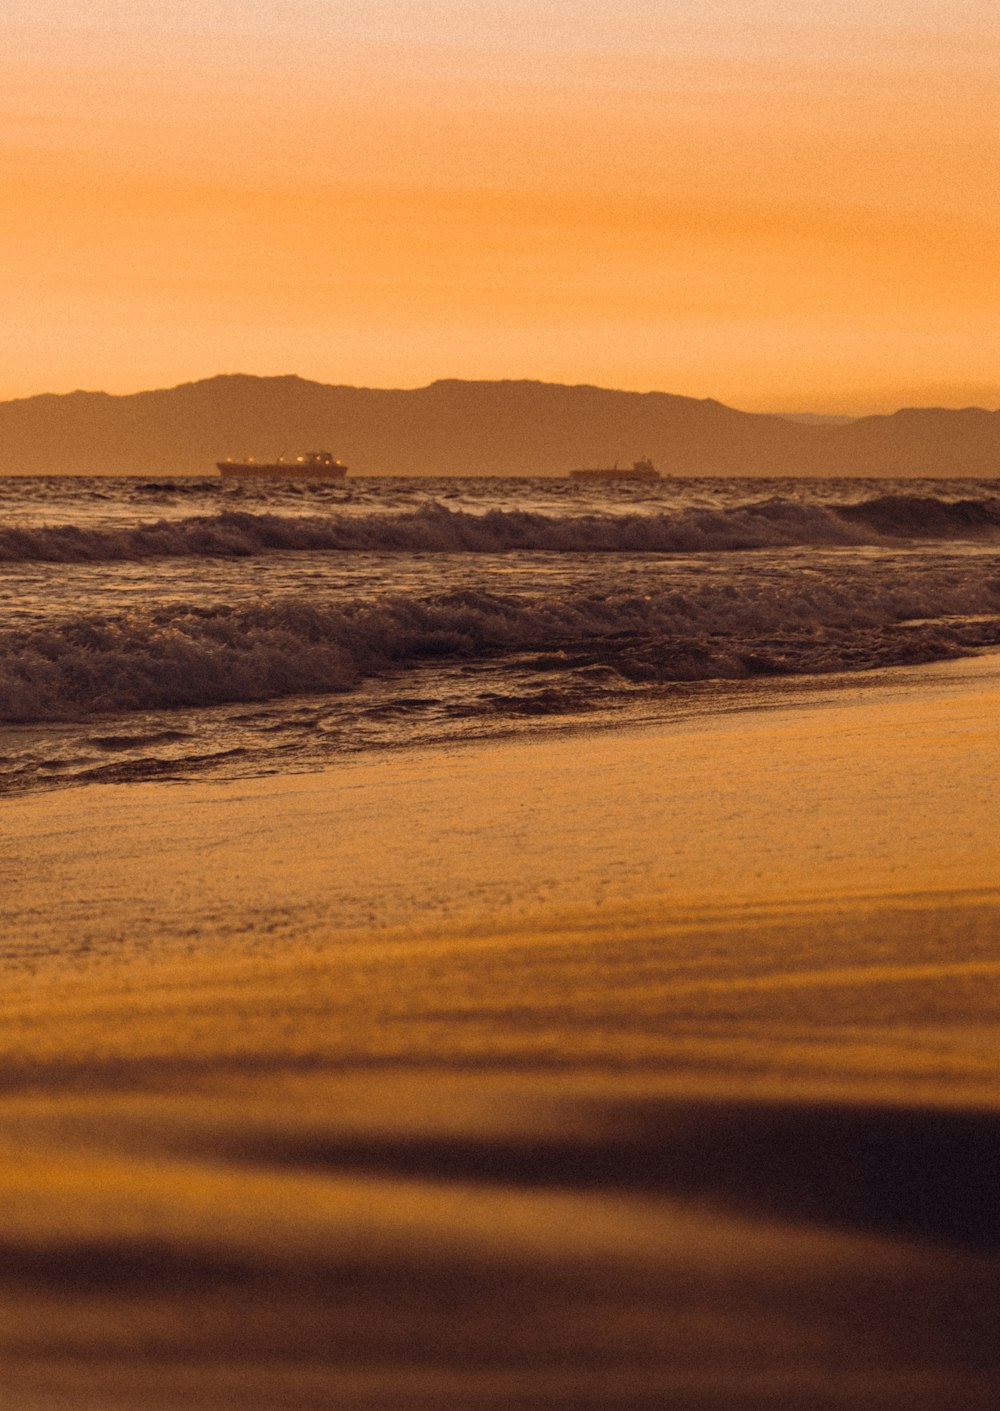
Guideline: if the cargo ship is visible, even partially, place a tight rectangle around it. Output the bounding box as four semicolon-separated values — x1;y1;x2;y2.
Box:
569;458;659;481
217;451;348;479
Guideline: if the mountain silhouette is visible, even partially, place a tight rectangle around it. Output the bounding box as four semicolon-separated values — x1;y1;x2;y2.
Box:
0;375;997;476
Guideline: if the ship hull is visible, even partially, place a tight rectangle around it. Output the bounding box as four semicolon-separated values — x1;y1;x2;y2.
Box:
217;463;348;479
569;468;659;481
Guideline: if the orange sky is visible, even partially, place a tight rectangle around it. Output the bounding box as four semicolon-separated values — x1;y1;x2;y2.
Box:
3;1;998;412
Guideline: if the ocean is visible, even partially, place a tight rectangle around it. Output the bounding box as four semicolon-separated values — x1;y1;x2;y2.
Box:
2;472;1000;794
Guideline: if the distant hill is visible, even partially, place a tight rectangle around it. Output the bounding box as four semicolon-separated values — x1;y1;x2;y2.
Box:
774;412;858;426
0;374;998;476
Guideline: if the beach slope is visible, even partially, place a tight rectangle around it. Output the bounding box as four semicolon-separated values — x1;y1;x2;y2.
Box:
2;658;999;1409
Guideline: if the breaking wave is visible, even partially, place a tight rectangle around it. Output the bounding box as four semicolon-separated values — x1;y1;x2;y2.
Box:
4;569;1000;722
2;493;1000;563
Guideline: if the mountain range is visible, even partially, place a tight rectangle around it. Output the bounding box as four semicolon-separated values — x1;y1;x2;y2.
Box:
1;374;998;477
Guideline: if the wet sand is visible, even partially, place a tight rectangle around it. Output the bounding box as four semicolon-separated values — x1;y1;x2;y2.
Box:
2;657;999;1409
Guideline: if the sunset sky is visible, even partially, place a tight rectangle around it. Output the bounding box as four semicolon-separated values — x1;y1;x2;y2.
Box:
3;0;997;412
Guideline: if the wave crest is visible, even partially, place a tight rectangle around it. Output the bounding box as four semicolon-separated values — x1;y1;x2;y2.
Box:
2;493;1000;564
4;568;1000;722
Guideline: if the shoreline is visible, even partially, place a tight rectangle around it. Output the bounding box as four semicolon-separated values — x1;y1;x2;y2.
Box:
5;650;1000;971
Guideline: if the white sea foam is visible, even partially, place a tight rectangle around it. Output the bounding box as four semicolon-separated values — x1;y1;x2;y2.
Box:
3;566;999;722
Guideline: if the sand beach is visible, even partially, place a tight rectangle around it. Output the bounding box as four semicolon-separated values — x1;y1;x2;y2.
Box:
2;653;998;1409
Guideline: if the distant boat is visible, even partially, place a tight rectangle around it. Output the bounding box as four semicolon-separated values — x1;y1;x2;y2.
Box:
569;458;660;481
217;451;348;479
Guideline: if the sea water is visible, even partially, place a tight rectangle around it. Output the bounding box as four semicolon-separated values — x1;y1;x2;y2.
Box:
1;473;999;794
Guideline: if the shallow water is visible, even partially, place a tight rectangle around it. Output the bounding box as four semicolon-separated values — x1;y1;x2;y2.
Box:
2;474;1000;794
